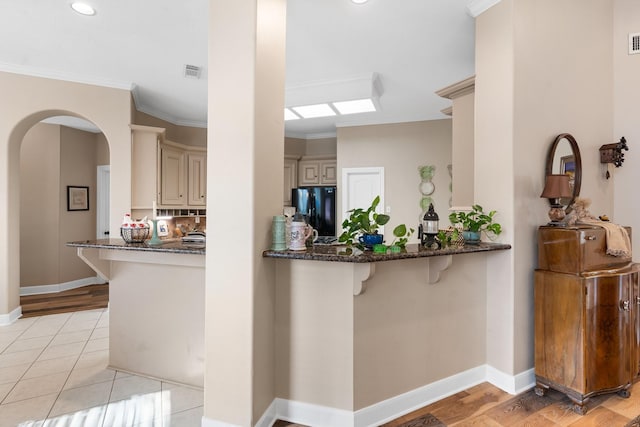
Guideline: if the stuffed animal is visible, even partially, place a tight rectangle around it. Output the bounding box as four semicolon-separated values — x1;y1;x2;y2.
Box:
564;197;596;226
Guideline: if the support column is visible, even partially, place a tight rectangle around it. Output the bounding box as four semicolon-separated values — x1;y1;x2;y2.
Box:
205;0;286;426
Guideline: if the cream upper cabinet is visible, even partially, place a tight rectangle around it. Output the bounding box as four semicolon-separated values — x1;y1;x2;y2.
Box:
187;152;207;206
160;144;186;206
320;160;337;185
160;142;207;208
284;156;298;206
131;125;207;210
298;157;336;186
131;125;164;210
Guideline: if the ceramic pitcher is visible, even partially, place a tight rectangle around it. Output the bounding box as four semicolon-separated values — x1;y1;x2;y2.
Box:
289;221;313;250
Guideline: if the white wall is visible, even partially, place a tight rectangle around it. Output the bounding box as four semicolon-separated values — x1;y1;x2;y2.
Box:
337;120;453;241
476;0;615;376
613;0;640;259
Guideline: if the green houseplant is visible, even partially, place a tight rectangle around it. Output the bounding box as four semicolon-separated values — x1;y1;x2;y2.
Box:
448;204;502;244
339;196;389;249
339;196;413;250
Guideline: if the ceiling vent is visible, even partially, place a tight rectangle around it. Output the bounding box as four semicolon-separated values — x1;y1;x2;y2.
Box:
184;64;201;79
629;33;640;55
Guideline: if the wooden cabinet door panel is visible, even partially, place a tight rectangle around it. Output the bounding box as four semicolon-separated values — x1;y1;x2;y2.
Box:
534;271;585;392
584;274;632;392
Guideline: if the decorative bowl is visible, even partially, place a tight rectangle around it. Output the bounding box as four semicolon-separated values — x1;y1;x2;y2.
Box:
121;226;150;243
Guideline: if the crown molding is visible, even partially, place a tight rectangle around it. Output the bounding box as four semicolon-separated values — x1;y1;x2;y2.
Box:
436;75;475;99
440;106;453;116
131;87;207;129
466;0;502;18
0;62;133;91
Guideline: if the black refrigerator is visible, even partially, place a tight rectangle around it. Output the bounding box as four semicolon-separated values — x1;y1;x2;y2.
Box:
291;186;337;238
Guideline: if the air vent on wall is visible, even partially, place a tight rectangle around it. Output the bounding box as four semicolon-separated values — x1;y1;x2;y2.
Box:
184;64;201;79
629;33;640;55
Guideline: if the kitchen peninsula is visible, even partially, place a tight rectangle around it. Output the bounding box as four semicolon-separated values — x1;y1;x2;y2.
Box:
67;239;205;388
263;242;511;425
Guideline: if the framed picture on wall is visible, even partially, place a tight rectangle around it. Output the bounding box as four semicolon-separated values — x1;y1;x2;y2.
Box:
67;186;89;211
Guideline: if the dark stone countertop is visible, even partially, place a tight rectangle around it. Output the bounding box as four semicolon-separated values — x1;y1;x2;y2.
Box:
67;238;205;255
263;242;511;263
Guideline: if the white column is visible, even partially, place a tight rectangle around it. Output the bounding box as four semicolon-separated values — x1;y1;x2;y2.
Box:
205;0;286;425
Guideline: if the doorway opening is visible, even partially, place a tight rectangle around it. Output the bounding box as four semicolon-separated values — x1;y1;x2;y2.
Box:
19;115;111;317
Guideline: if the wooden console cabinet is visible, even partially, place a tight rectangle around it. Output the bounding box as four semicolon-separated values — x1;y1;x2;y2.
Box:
534;225;640;414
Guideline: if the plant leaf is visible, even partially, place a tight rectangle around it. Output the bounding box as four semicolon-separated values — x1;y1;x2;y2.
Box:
393;224;407;237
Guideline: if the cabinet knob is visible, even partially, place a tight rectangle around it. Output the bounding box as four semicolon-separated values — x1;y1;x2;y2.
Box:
620;300;630;311
584;235;597;241
636;296;640;306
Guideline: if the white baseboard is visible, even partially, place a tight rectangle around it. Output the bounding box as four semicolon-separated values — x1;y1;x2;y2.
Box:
275;398;355;427
355;366;487;427
486;365;535;395
20;276;107;296
0;306;22;326
207;364;535;427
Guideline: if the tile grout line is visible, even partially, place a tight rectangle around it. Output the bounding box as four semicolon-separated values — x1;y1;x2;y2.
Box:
37;309;107;423
0;314;64;406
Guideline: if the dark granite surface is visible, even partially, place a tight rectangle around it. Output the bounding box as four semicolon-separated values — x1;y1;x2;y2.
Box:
263;242;511;263
67;238;205;255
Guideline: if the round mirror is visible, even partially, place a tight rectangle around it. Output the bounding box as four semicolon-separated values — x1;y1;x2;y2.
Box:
545;133;582;213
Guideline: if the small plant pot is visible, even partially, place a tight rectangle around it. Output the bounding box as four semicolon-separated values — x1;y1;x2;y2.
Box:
389;245;403;253
359;233;383;250
462;230;481;245
373;244;387;254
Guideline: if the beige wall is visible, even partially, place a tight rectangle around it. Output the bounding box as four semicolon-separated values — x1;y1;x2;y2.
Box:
20;124;109;289
20;124;62;287
0;71;131;316
285;136;337;158
134;110;207;147
613;0;640;258
476;0;615;376
337;120;452;239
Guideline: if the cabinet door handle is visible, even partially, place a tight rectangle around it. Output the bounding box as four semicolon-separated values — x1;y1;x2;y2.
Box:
636;296;640;306
585;235;597;241
620;300;630;311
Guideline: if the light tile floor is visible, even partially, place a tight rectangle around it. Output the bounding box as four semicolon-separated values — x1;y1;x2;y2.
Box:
0;309;203;427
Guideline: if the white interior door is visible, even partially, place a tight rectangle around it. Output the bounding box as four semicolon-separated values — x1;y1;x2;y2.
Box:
341;167;384;233
97;165;110;239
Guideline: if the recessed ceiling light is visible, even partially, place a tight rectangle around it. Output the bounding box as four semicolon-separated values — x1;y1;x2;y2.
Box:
332;99;377;115
351;0;369;4
284;108;300;121
292;104;336;119
71;2;96;16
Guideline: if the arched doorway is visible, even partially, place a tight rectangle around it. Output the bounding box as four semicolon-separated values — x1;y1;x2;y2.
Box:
18;115;111;316
0;72;132;324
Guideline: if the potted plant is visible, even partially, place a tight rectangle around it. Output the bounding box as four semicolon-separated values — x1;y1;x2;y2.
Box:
448;204;502;244
339;196;390;250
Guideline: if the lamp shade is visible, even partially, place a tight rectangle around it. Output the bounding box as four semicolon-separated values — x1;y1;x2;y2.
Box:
540;174;572;199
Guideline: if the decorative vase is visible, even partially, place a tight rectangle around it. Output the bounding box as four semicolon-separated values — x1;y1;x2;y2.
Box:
462;230;481;244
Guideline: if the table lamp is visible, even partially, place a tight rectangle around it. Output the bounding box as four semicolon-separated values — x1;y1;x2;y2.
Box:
540;174;572;224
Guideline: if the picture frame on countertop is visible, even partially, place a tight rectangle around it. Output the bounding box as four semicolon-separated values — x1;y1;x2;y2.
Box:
67;186;89;211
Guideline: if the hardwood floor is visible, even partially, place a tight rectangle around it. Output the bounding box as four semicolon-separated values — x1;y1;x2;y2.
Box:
275;381;640;426
20;283;109;317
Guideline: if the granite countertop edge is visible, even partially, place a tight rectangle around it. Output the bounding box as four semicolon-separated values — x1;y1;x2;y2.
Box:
67;239;205;255
263;242;511;263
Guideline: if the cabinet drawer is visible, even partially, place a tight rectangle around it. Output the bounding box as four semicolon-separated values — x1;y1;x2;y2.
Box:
538;226;631;274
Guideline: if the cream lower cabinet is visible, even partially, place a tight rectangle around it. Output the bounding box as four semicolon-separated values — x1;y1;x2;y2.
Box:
298;157;337;186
